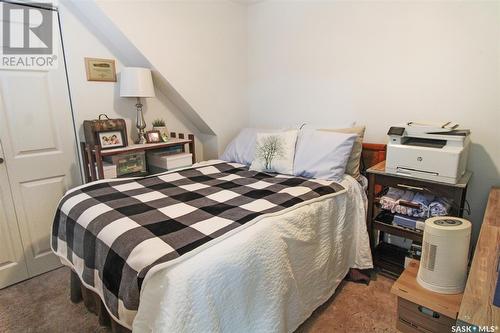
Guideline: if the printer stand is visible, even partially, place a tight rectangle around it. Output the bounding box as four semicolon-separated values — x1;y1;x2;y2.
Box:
366;161;472;278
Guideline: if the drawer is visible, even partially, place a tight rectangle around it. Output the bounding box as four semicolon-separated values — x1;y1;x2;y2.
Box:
398;298;455;333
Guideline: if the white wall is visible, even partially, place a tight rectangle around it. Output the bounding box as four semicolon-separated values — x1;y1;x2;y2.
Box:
59;0;499;242
58;1;204;160
247;1;500;241
95;0;249;154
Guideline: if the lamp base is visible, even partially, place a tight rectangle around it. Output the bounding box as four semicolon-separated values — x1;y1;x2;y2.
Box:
135;97;147;144
136;133;147;145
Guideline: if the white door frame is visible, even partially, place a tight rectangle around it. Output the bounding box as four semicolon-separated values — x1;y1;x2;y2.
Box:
0;3;82;282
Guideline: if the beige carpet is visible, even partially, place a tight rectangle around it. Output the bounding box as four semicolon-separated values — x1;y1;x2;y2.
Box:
0;267;398;333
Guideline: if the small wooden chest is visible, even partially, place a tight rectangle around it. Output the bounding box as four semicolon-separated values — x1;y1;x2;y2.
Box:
83;114;128;147
391;260;462;333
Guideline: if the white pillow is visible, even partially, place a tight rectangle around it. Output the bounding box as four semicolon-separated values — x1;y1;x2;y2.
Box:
249;130;298;175
294;129;357;181
220;128;283;165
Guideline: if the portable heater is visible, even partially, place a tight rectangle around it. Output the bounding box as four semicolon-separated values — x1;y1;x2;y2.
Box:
417;216;471;294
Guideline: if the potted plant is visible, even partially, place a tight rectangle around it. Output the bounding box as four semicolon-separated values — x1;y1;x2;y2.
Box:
152;119;169;142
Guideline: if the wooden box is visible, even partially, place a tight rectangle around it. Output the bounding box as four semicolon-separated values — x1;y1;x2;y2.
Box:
391;260;462;333
83;114;128;147
397;298;456;332
103;152;146;177
147;152;193;172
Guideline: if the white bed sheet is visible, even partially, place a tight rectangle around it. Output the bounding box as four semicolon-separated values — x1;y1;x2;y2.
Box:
133;171;372;333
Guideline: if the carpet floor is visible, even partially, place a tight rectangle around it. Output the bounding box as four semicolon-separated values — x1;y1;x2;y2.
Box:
0;267;398;333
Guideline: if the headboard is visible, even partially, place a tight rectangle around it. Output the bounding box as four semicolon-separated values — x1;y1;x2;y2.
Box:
360;143;386;175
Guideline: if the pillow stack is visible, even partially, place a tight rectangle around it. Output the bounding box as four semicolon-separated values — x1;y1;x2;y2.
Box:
220;126;366;181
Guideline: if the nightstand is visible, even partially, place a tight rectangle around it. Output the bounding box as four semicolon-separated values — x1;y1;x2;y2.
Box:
391;260;463;333
366;161;472;277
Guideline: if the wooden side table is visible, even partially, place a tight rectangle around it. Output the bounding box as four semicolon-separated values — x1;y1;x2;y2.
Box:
366;161;472;277
391;260;463;333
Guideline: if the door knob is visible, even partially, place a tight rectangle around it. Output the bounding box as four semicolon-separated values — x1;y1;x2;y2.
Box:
0;157;4;164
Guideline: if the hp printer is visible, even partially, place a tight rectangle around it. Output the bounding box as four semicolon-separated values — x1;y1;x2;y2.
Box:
386;122;470;184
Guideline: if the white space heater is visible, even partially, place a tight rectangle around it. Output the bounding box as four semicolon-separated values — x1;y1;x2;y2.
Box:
417;216;471;294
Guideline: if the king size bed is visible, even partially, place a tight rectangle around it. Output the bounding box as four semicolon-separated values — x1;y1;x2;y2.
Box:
51;130;383;333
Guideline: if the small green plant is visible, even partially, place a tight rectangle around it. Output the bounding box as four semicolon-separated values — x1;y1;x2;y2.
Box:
152;119;166;127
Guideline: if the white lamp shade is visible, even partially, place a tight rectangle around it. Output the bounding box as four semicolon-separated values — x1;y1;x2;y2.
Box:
120;67;155;98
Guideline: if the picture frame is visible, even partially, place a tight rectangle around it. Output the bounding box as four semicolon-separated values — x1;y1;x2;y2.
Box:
85;58;117;82
97;130;126;149
161;132;169;142
146;130;162;143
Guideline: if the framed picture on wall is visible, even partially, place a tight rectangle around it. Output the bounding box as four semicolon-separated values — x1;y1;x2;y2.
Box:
97;130;126;149
85;58;117;82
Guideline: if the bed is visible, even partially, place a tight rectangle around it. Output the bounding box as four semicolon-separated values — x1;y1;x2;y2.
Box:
51;142;384;333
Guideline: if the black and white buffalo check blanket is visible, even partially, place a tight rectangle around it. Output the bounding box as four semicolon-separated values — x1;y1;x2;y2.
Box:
51;161;344;328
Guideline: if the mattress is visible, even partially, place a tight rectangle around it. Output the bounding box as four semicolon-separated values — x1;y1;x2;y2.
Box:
133;164;372;333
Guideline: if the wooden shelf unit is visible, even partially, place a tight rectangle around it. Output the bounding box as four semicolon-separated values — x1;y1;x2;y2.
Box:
366;161;472;278
81;132;195;183
373;220;423;242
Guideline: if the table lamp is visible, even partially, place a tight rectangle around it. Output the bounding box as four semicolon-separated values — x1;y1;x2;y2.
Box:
120;67;155;144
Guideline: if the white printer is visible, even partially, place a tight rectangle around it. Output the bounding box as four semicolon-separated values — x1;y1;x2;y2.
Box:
386;122;470;184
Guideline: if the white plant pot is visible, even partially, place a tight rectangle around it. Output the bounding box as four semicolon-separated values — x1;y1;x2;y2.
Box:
153;126;169;141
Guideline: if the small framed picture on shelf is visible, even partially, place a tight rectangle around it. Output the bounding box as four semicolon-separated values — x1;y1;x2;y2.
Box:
146;130;162;143
97;130;126;149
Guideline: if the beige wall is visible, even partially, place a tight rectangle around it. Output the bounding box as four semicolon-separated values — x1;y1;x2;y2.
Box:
59;1;204;160
60;0;499;242
247;1;500;241
95;0;249;154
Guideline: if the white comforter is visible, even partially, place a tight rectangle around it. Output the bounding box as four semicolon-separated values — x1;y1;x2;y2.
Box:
133;173;372;333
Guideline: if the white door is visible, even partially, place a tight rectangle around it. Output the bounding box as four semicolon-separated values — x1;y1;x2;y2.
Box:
0;8;81;279
0;143;29;288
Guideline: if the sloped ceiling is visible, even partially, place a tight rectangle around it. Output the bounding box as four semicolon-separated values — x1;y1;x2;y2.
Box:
64;0;214;134
66;0;248;155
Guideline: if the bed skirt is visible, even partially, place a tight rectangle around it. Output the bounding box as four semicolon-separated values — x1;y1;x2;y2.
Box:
70;270;131;333
69;268;370;333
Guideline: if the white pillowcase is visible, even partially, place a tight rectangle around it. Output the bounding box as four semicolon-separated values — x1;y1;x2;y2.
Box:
249;130;298;175
294;129;357;181
220;128;282;165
